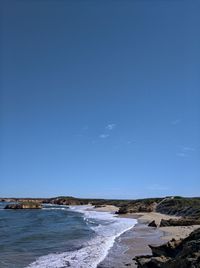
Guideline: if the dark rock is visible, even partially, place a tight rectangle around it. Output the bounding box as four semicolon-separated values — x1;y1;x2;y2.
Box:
134;228;200;267
49;197;86;206
156;197;200;219
134;255;170;267
149;239;182;258
116;202;157;214
148;220;157;227
116;206;128;214
4;202;42;209
160;218;200;227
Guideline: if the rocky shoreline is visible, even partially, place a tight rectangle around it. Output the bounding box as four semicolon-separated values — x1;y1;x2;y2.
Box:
134;227;200;267
2;195;200;267
90;201;200;267
4;201;42;209
132;215;200;267
1;195;200;218
92;196;200;268
98;220;163;268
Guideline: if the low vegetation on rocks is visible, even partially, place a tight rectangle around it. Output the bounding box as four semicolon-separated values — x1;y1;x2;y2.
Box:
4;201;42;209
160;218;200;227
116;198;162;214
156;197;200;219
2;196;200;219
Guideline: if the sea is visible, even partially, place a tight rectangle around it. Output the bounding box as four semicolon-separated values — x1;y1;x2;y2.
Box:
0;202;137;268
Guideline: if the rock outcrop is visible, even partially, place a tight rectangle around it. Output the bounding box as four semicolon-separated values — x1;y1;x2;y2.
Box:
134;228;200;267
116;206;129;214
116;201;158;214
4;202;42;209
1;196;200;220
47;197;87;206
156;197;200;219
160;218;200;227
148;220;157;227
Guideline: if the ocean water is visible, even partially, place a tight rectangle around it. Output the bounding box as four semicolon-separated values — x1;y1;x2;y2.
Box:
0;202;137;268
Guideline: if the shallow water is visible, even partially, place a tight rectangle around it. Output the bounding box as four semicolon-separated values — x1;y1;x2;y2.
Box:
0;203;137;268
0;203;92;267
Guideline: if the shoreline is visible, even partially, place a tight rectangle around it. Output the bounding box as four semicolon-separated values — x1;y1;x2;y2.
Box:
122;211;200;241
68;205;138;268
2;202;199;268
94;206;200;268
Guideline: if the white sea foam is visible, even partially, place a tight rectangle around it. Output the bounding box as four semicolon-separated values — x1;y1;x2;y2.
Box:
26;205;137;268
42;207;68;210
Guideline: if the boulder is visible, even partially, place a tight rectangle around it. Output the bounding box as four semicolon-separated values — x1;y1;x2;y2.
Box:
149;239;182;258
134;255;170;267
4;202;42;209
134;228;200;267
116;206;128;214
116;202;157;214
148;220;157;227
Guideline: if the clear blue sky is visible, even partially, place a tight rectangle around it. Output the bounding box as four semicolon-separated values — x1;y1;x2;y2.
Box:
1;0;199;198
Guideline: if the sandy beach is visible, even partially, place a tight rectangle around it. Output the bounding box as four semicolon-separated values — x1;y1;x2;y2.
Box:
122;211;200;241
96;206;200;268
91;205;119;213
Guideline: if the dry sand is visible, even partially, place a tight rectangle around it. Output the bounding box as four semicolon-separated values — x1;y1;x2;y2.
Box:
94;206;200;241
95;206;200;267
91;205;119;213
125;211;200;241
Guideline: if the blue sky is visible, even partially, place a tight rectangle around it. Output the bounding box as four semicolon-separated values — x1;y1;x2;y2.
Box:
1;0;200;198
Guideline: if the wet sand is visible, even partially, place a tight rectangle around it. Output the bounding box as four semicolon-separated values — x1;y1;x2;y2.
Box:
96;206;200;267
98;220;163;268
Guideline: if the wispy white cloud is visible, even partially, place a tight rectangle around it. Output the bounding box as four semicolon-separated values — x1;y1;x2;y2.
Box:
127;140;135;145
176;146;196;157
171;119;181;125
176;152;187;157
182;146;195;152
98;123;116;139
99;134;109;139
106;124;116;130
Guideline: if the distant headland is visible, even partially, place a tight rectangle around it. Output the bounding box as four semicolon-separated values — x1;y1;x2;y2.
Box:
1;196;200;219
